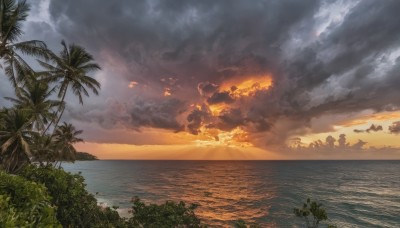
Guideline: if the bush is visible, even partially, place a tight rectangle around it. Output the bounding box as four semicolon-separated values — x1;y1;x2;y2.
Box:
127;197;204;228
0;172;60;227
20;165;125;227
234;219;261;228
18;166;205;227
294;198;337;228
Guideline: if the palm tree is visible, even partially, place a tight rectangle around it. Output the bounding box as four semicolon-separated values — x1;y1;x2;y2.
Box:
0;108;6;129
0;108;34;173
0;0;49;94
5;78;61;133
39;40;101;133
53;122;83;167
30;133;58;166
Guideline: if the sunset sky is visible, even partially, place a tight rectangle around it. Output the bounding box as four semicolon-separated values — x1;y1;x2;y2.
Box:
1;0;400;159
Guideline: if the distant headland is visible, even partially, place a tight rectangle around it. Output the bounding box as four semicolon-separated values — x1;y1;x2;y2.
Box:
75;152;98;161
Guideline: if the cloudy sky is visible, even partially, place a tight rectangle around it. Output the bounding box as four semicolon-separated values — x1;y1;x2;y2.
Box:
1;0;400;159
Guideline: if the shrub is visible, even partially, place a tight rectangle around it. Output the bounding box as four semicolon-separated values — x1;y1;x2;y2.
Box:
20;165;125;227
294;198;337;228
234;219;261;228
0;172;60;227
127;197;204;228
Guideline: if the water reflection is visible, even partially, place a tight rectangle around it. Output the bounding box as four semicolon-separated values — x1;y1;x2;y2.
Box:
128;162;277;226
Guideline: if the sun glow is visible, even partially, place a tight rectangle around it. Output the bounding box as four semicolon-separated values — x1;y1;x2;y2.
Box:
128;81;138;88
194;127;252;148
163;88;172;96
220;74;273;98
208;103;229;115
189;75;274;145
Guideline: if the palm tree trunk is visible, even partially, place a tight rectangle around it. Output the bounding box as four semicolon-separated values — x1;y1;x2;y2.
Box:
42;86;68;136
52;104;66;135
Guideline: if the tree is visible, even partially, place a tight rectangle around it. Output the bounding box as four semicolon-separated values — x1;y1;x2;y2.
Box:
294;198;336;228
128;197;204;227
5;79;61;133
234;219;261;228
20;166;125;227
53;122;83;166
0;109;34;173
39;40;100;133
0;0;49;94
74;151;98;161
0;171;60;227
30;134;58;166
0;108;6;130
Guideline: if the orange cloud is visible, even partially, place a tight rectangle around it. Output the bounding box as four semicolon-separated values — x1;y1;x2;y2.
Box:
220;74;272;98
340;111;400;127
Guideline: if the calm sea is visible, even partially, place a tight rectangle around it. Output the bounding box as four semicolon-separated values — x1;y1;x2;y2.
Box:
62;160;400;227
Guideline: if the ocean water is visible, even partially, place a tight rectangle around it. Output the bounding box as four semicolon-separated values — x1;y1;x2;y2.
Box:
62;160;400;227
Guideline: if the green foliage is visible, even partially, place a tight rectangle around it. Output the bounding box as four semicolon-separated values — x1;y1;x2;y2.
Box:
234;219;261;228
294;198;336;228
128;197;204;228
0;0;50;94
0;0;100;173
31;133;58;165
5;78;60;133
53;122;83;164
0;171;60;227
20;165;125;227
75;151;98;160
0;108;34;173
235;219;247;228
39;39;101;134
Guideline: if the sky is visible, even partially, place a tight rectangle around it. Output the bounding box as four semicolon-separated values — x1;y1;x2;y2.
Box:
1;0;400;159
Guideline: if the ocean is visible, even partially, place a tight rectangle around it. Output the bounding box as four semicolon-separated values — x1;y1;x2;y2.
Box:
62;160;400;227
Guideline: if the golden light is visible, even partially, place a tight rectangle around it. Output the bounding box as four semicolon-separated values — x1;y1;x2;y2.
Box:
184;74;273;149
208;103;229;115
128;81;138;88
297;110;400;148
194;127;252;148
220;74;273;98
163;88;172;96
75;141;281;160
340;111;400;127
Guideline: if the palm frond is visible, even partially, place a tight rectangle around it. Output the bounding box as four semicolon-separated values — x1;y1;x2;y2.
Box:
12;40;49;60
1;0;29;43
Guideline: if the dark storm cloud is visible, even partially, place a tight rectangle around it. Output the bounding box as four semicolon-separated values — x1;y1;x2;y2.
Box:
286;0;400;91
353;124;383;133
366;124;383;133
296;134;369;151
217;108;245;131
389;121;400;134
352;140;367;150
129;99;186;131
33;0;400;146
46;0;321;137
186;108;208;135
337;134;348;148
197;82;219;97
207;91;235;105
47;0;320;85
67;98;186;132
